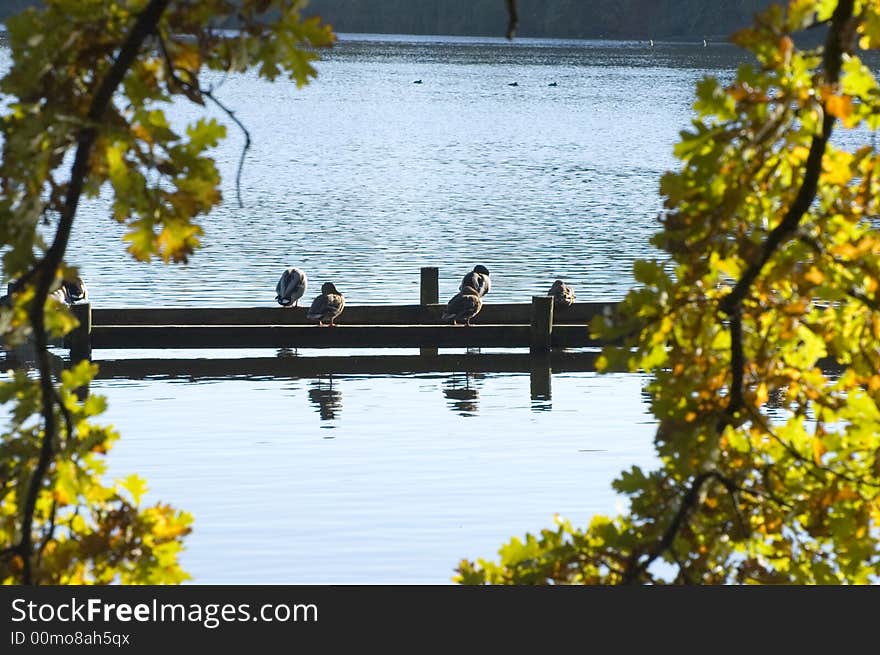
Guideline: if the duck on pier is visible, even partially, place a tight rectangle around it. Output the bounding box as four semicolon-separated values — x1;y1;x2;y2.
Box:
442;285;483;326
460;265;491;298
275;267;308;307
548;279;576;308
307;282;345;326
48;276;88;305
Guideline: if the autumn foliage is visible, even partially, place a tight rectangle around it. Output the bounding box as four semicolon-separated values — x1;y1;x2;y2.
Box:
457;0;880;584
0;0;333;584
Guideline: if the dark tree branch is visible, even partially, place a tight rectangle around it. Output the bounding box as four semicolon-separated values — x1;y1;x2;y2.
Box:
720;0;855;320
622;471;723;584
16;0;171;585
35;499;58;570
505;0;518;40
724;306;745;421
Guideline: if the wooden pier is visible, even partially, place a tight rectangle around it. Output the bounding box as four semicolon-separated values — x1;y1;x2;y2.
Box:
65;268;618;361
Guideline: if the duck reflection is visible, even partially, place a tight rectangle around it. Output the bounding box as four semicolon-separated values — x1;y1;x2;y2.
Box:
308;377;342;423
442;372;482;417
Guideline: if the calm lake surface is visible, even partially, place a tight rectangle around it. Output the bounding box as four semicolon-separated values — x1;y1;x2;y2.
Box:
2;34;755;583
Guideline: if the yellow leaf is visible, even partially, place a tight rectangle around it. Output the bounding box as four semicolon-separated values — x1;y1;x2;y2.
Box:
804;267;824;285
825;94;853;120
813;437;827;465
755;383;768;406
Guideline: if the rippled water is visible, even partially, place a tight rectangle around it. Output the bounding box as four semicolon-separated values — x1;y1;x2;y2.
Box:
1;35;753;583
55;35;752;307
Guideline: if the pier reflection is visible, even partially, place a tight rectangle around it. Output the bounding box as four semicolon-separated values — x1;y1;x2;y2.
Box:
3;350;607;410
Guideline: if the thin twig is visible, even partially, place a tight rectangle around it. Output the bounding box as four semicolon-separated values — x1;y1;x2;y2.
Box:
158;35;251;208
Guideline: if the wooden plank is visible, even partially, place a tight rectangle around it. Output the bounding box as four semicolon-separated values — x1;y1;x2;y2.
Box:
92;351;605;379
91;301;616;327
91;324;536;349
551;324;604;347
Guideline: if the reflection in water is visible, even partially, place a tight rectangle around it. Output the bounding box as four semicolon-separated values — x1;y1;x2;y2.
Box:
308;377;342;425
530;360;552;412
442;372;482;417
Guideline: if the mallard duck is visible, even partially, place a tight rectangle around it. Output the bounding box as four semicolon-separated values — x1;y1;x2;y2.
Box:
548;279;576;308
307;282;345;326
460;265;490;298
49;276;88;305
275;267;307;307
441;285;483;326
65;276;88;303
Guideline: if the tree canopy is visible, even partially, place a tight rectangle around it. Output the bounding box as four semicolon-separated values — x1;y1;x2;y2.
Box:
2;0;777;40
0;0;333;584
457;0;880;584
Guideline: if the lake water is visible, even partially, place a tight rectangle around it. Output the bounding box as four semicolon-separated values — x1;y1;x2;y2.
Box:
2;34;755;583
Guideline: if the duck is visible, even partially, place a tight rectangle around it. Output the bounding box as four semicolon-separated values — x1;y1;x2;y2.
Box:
508;81;519;87
460;265;491;298
65;276;88;303
49;276;88;305
413;79;423;84
548;279;576;308
548;81;558;87
441;285;483;326
307;282;345;326
275;267;308;307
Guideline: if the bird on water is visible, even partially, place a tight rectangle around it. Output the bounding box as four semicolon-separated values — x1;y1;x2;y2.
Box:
548;279;576;308
460;265;491;298
275;267;308;307
307;282;345;327
441;285;483;326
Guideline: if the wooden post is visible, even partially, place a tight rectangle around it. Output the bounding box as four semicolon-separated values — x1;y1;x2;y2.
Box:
530;295;553;354
420;267;439;305
420;267;439;356
69;302;92;363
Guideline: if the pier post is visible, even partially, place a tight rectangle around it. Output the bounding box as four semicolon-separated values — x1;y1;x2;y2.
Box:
420;267;439;305
530;295;553;354
420;267;439;356
69;302;92;363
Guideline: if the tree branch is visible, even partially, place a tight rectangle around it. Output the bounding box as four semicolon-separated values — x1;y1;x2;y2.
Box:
719;0;855;318
622;471;721;584
16;0;171;585
505;0;518;40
